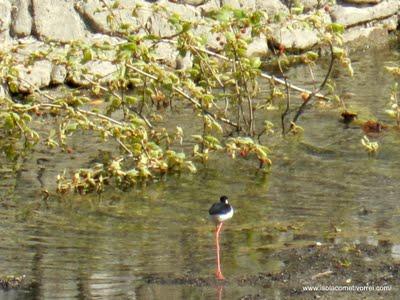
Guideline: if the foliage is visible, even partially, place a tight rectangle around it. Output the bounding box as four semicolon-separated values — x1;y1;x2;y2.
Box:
0;4;350;195
385;66;400;128
361;135;379;154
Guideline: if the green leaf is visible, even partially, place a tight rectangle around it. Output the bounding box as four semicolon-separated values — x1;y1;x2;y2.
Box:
11;112;20;122
112;0;120;9
65;123;78;133
385;66;400;76
82;48;93;63
204;135;220;145
250;11;263;26
185;161;197;173
126;96;137;105
250;57;261;69
126;169;139;178
8;81;19;94
143;34;161;41
328;23;345;34
233;9;246;20
305;51;319;61
212;7;233;22
121;42;138;52
4;113;14;129
192;135;203;142
181;22;192;33
48;129;56;138
291;6;304;15
332;47;344;59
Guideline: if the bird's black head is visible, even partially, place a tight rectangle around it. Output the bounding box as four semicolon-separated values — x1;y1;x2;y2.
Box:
220;195;229;204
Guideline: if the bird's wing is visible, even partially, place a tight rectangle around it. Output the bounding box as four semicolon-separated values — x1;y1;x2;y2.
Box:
209;203;222;215
209;203;231;215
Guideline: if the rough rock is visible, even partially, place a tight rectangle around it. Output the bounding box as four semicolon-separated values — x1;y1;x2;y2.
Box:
67;60;118;86
380;14;399;31
51;64;67;85
11;38;50;62
181;0;209;5
222;0;289;17
272;27;319;50
246;35;268;57
85;33;124;60
153;42;178;68
256;0;290;16
0;83;9;99
149;0;200;37
197;0;220;15
222;0;256;10
293;0;329;12
75;0;151;35
32;0;86;42
11;0;32;37
270;8;331;51
176;52;193;71
10;38;69;67
193;23;226;51
0;0;397;92
76;0;200;38
86;33;124;46
343;26;388;48
0;0;11;43
12;60;53;93
330;0;400;28
343;0;382;4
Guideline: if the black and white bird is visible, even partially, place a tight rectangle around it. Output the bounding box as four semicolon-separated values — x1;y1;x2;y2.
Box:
208;195;234;280
209;195;234;223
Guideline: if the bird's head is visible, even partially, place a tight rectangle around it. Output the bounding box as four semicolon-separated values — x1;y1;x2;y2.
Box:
220;195;229;204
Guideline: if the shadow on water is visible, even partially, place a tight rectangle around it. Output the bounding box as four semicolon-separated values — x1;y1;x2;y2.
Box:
0;46;400;299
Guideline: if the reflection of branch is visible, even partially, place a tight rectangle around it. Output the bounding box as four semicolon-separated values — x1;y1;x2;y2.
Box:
291;42;335;126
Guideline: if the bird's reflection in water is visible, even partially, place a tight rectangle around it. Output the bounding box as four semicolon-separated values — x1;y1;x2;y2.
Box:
215;284;224;300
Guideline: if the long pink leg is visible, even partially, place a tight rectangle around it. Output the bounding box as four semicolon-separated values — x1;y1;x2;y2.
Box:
215;222;225;280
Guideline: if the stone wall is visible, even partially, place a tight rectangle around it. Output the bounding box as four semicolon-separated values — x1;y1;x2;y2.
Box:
0;0;399;94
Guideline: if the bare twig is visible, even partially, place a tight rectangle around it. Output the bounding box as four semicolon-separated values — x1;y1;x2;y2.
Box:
125;63;240;129
311;270;333;280
99;0;123;31
165;39;329;100
270;46;291;136
10;77;137;156
79;74;154;128
281;75;291;135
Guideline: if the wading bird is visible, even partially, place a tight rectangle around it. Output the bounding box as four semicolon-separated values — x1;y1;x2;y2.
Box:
209;195;234;280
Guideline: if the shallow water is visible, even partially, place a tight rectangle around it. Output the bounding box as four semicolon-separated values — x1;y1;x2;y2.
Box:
1;45;400;299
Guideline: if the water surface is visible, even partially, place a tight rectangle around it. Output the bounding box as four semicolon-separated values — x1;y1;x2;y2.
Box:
0;45;399;299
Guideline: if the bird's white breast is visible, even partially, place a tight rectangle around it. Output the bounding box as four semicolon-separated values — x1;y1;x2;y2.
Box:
210;207;234;223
